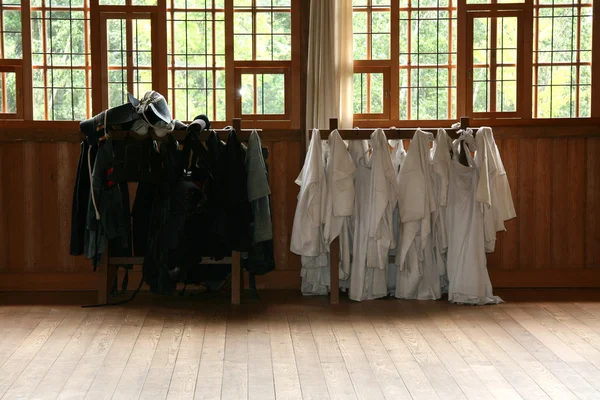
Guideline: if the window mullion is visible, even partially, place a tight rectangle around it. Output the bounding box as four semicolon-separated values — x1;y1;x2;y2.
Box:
390;0;399;123
592;0;600;117
22;0;32;119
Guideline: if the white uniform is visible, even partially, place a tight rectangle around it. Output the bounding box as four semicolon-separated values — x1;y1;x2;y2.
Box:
446;131;502;305
291;129;329;295
395;129;441;300
323;129;356;281
348;129;395;301
430;129;452;293
474;127;517;252
387;140;407;295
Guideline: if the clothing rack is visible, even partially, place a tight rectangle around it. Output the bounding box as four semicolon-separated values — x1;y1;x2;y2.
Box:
322;116;471;304
93;118;260;305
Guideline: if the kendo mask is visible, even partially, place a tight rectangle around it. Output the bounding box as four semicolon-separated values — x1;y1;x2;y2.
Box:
129;91;175;137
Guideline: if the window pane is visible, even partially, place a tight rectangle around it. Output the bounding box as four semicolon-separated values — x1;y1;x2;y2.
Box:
533;1;592;118
1;2;22;59
168;4;226;121
240;73;285;115
234;2;291;61
398;1;456;120
353;72;384;114
353;2;390;61
32;0;91;120
0;71;17;113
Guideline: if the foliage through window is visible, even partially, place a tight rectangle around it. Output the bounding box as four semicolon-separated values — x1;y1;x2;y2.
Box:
31;0;91;120
1;0;21;59
167;0;226;122
234;0;292;61
0;70;17;113
533;0;592;118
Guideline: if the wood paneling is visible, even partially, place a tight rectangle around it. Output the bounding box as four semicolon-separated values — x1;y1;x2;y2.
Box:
1;130;600;292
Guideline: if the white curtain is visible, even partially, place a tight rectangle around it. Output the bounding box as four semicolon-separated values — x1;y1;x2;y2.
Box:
306;0;354;133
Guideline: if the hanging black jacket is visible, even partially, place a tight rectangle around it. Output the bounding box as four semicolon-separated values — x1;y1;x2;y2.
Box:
70;142;97;256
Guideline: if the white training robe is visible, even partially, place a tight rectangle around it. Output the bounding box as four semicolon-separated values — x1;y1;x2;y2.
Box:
387;140;407;295
446;132;502;305
430;129;452;293
348;129;395;301
323;129;356;281
474;127;517;252
394;129;441;300
290;129;329;295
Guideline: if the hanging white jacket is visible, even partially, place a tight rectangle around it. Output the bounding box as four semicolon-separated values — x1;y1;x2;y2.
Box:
291;129;329;295
366;128;398;271
387;140;407;295
474;127;517;252
394;129;441;300
323;129;356;281
430;129;452;288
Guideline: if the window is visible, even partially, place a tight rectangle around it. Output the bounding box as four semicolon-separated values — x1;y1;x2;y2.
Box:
353;0;391;118
167;0;226;122
234;0;292;61
31;0;91;120
533;0;592;118
467;12;523;117
399;0;457;120
1;0;21;59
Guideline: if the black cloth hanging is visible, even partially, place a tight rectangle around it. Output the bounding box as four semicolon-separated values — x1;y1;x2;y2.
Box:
70;142;97;256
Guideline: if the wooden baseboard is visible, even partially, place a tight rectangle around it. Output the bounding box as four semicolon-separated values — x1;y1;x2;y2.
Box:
489;269;600;287
0;272;98;291
0;291;98;304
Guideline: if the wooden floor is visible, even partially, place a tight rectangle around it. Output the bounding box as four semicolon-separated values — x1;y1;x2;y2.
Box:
2;293;600;399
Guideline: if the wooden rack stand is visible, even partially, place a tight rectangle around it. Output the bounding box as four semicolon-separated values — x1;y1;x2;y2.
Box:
95;118;257;305
318;117;471;304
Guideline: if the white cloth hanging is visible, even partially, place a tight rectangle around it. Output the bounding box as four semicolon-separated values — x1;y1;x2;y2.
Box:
348;129;395;301
323;129;356;280
474;127;517;252
430;129;453;292
394;129;441;300
291;129;329;295
446;131;503;305
387;140;407;295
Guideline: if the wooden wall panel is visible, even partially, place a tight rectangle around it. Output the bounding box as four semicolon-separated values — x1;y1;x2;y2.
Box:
1;130;600;292
567;139;586;269
501;138;519;270
587;138;600;268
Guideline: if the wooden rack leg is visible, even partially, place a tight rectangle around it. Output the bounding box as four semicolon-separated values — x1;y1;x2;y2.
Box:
231;251;242;304
330;237;340;304
97;249;115;304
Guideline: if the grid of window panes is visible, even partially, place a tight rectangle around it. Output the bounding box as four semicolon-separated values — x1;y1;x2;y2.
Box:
472;15;518;114
31;0;91;120
240;72;285;114
167;0;226;121
399;0;457;120
1;0;21;59
353;0;391;60
354;72;384;114
106;18;153;109
233;0;292;61
533;0;593;118
0;71;16;113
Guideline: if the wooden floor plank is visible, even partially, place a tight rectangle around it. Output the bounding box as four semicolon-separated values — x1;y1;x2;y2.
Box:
485;305;595;399
111;311;166;400
307;310;356;400
288;309;331;400
193;310;226;400
2;308;88;399
82;308;149;399
445;305;550;400
268;307;303;400
348;306;412;400
29;309;108;400
502;304;600;392
328;309;386;400
138;310;187;400
247;307;275;400
0;307;69;397
166;312;206;400
398;302;495;400
2;299;600;400
221;310;249;400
